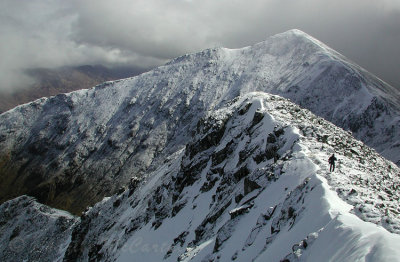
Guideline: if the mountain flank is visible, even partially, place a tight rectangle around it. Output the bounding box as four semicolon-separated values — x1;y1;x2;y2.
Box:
0;29;399;216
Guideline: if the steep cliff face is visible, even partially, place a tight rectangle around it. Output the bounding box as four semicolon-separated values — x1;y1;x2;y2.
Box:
0;30;399;215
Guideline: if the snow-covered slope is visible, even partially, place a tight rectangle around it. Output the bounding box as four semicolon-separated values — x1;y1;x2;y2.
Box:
0;195;77;261
0;29;399;216
3;93;398;261
66;93;400;261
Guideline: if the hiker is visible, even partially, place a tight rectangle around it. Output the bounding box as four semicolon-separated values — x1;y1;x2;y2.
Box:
329;154;337;172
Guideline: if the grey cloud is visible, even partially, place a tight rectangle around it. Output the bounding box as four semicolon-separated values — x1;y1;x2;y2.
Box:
0;0;399;93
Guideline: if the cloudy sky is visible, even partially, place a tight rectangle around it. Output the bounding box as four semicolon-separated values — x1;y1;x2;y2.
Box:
1;0;399;92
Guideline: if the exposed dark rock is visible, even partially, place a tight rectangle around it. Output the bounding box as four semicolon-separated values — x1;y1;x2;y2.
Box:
212;140;235;166
88;243;104;261
238;103;252;115
9;226;21;241
175;158;209;196
125;217;143;234
238;145;259;166
113;198;121;208
264;206;277;221
265;145;279;161
244;177;261;195
271;223;280;234
189;117;229;159
250;110;264;128
288;206;296;219
193;200;232;245
117;187;125;195
165;231;190;259
235;194;244;204
172;198;188;217
267;133;277;143
200;175;219;193
348;97;387;133
128;177;140;191
274;127;285;137
63;217;91;262
233;166;250;182
229;203;254;219
252;154;264;165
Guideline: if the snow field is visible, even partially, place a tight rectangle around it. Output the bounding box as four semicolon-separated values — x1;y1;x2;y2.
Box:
114;93;400;261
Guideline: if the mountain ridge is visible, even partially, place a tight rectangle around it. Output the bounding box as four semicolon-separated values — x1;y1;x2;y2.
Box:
0;65;147;113
2;92;398;261
0;29;399;216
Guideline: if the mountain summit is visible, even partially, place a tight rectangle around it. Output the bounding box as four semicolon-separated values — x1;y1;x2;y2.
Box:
0;29;399;216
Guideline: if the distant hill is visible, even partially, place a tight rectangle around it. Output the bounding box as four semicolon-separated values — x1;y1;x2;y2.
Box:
0;65;148;113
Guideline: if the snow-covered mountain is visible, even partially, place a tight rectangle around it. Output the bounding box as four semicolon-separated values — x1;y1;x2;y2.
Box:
0;65;147;114
1;92;399;261
0;29;399;216
0;25;400;260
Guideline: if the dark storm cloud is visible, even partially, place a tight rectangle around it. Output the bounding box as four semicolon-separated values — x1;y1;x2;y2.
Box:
0;0;399;92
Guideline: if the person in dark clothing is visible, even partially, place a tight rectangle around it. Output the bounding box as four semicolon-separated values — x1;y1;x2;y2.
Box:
329;154;337;172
